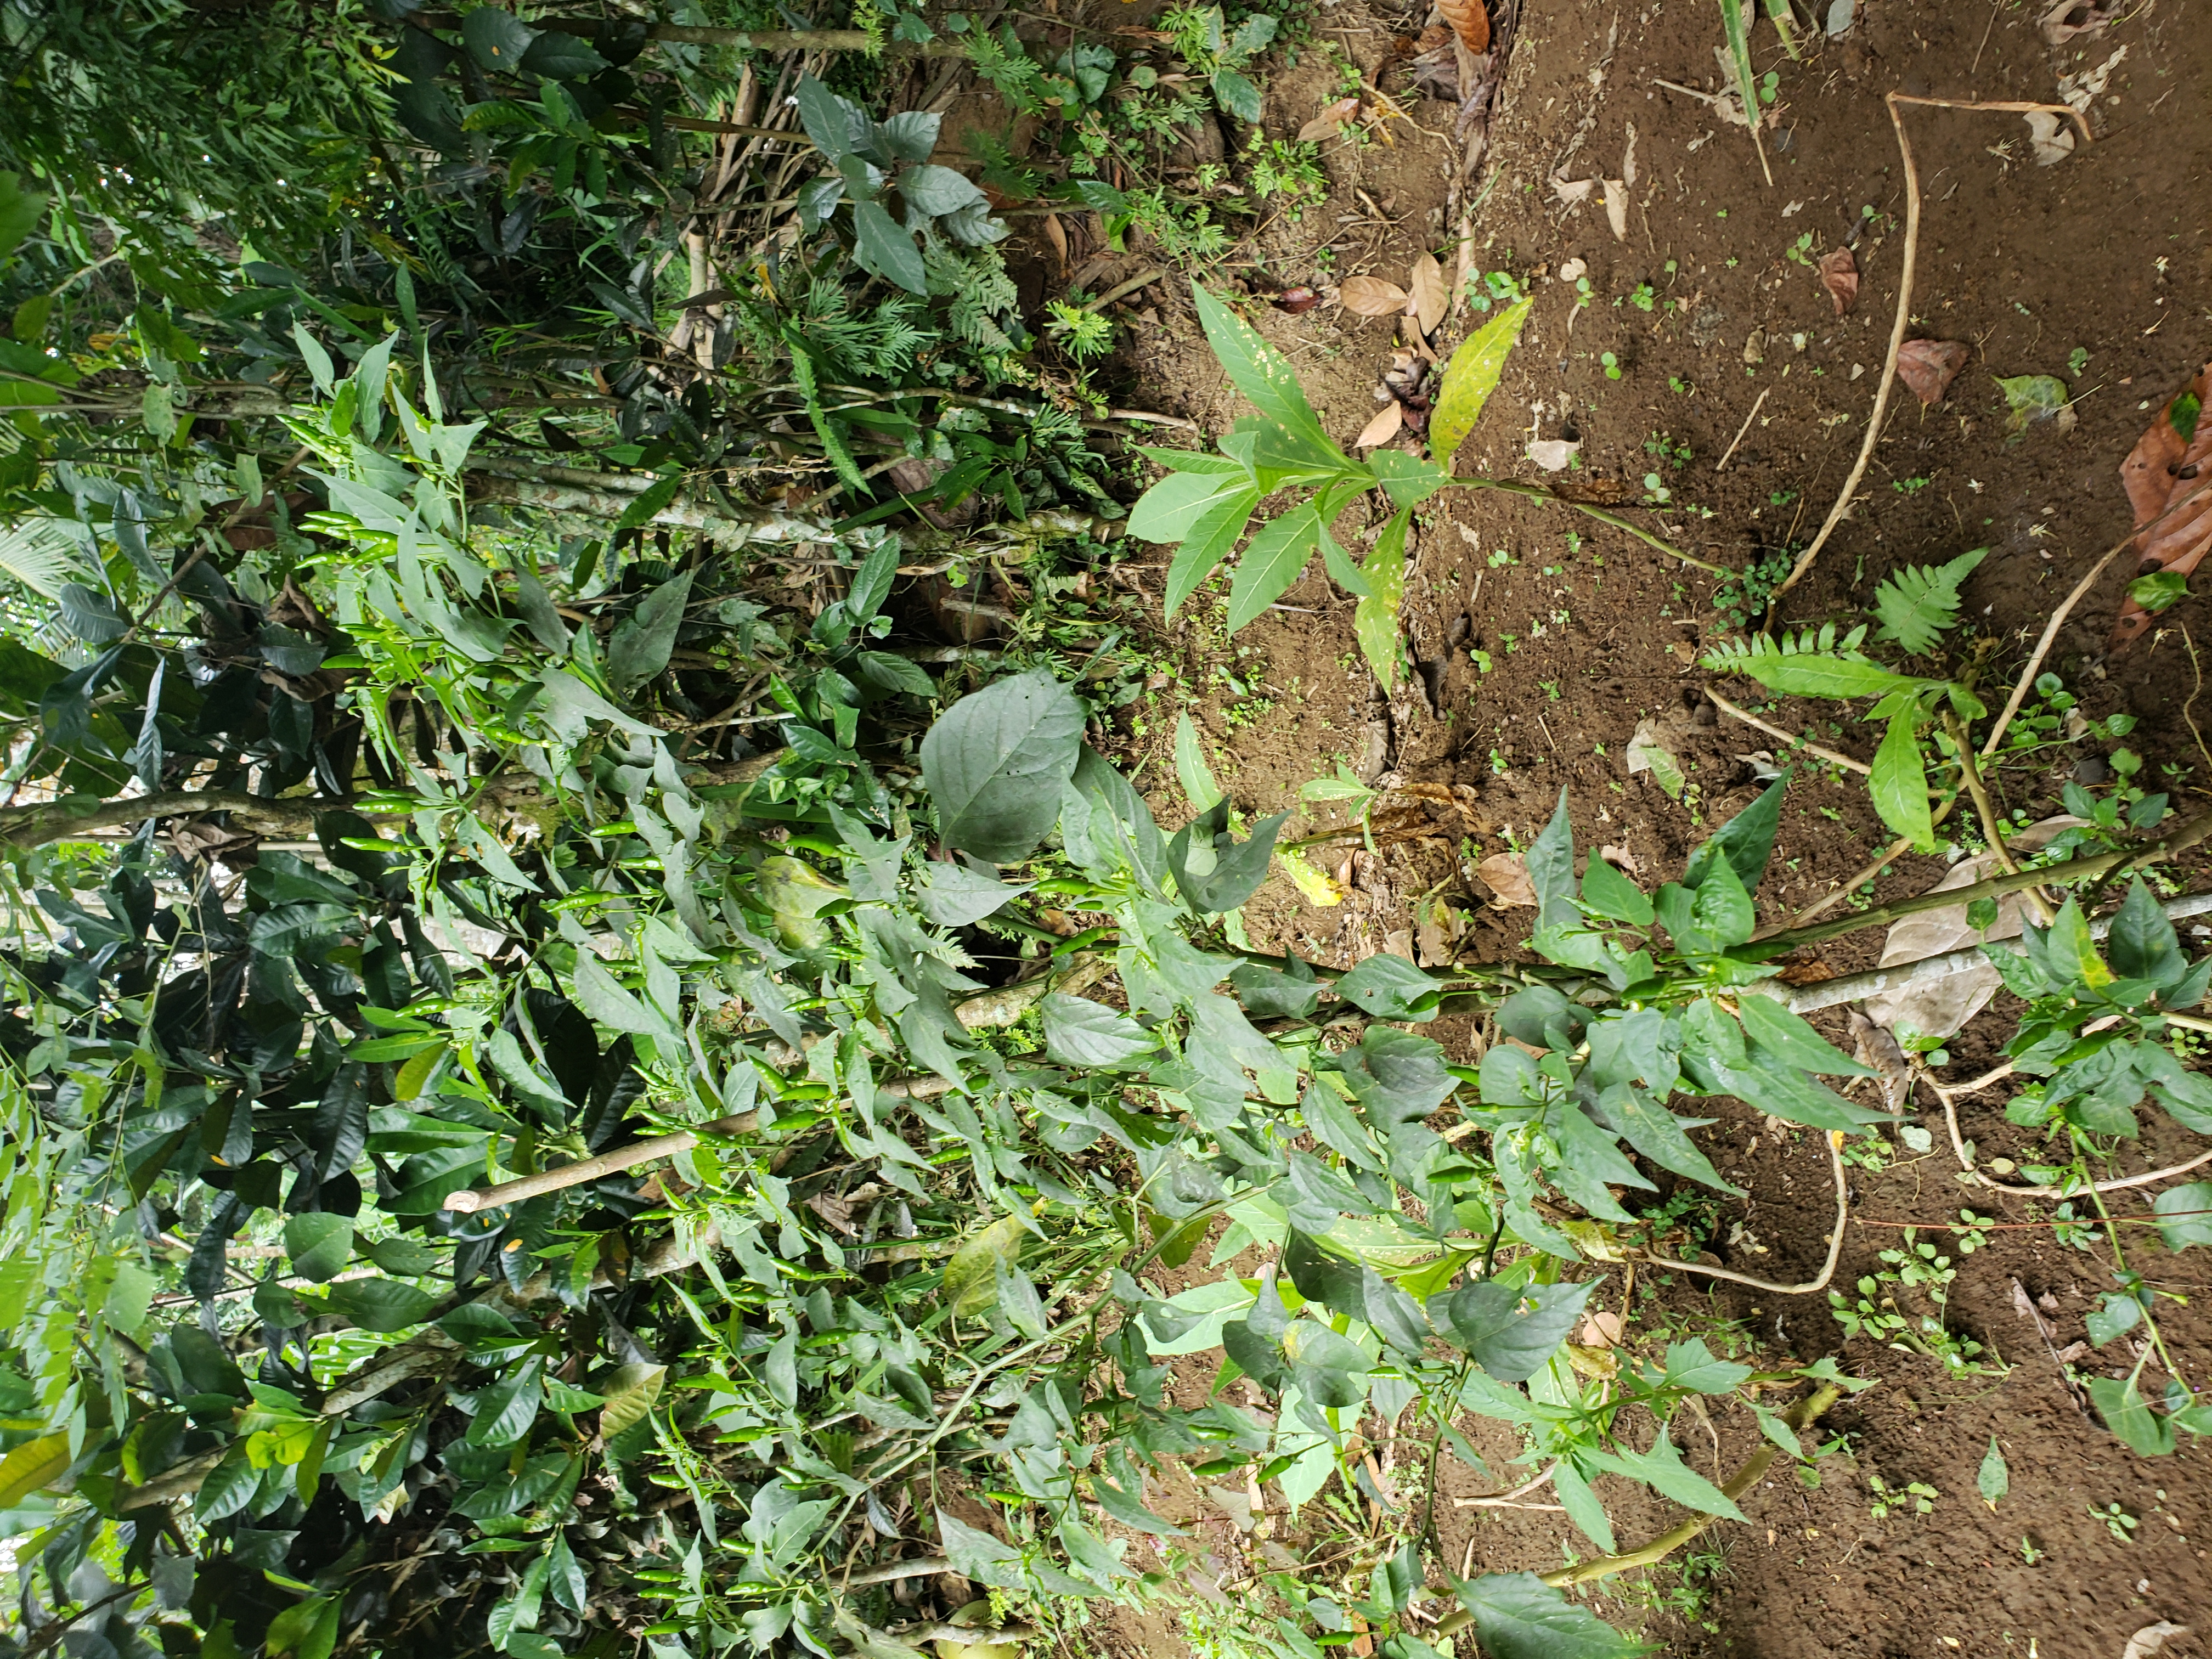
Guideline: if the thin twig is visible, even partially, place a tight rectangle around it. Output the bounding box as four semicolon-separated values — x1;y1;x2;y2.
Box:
1462;479;1730;575
1633;1131;1848;1295
1769;93;2094;610
1944;710;2055;924
1943;1094;2212;1200
1713;387;1770;472
1706;688;1870;775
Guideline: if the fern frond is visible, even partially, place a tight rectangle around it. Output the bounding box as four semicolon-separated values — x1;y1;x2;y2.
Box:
1874;547;1987;656
1699;623;1870;674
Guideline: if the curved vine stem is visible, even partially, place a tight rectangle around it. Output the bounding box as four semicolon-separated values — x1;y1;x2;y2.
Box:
1632;1131;1848;1295
1459;478;1731;576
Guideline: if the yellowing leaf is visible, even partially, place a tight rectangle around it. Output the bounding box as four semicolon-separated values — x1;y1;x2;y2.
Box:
1353;507;1409;689
596;1361;667;1442
942;1214;1026;1316
1429;296;1533;469
394;1046;443;1102
0;1431;70;1506
1278;848;1345;906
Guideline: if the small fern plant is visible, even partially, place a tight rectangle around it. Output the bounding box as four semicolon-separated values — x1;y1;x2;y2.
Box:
1701;552;1994;851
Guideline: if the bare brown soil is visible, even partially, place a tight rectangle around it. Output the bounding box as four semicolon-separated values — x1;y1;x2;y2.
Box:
995;0;2212;1651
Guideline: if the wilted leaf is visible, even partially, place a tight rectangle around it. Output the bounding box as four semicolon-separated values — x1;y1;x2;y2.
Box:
1279;848;1347;906
2025;108;2075;166
1625;718;1685;800
1896;338;1968;406
1996;373;2070;435
1478;851;1536;907
1297;97;1361;143
2122;1625;2194;1659
1409;254;1447;336
1437;0;1491;53
2040;0;2112;45
1340;275;1410;317
943;1214;1026;1316
1818;247;1858;315
2112;358;2212;649
1354;400;1404;449
1527;438;1581;471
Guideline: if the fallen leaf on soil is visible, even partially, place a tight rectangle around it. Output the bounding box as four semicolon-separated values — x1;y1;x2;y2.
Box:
2112;358;2212;649
1277;847;1345;906
1996;371;2073;436
2058;44;2126;113
1276;286;1319;314
2040;0;2112;44
1621;121;1639;190
1436;0;1490;53
2122;1626;2192;1659
1340;274;1411;317
1408;253;1447;336
1526;438;1580;471
1299;97;1361;143
1859;817;2083;1039
1598;843;1643;879
1041;211;1067;272
1601;180;1629;242
1774;954;1835;985
1824;0;1853;35
1818;247;1858;316
1551;176;1595;206
1558;256;1587;283
1848;1009;1914;1113
1353;400;1405;448
2024;108;2075;166
1624;718;1685;800
1477;851;1537;907
1580;1311;1625;1348
1896;338;1969;405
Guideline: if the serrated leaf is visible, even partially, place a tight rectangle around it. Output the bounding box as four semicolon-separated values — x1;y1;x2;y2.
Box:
1873;548;1986;656
1430;297;1534;468
921;669;1086;862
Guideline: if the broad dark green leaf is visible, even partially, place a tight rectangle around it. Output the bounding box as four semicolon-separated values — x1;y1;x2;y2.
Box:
1451;1571;1645;1659
606;569;693;694
1230;958;1323;1019
922;669;1085;861
517;30;608;79
1735;995;1872;1076
1447;1279;1595;1381
1580;856;1653;924
916;864;1031;927
2085;1376;2176;1457
461;8;537;69
1683;772;1788;893
2153;1181;2212;1251
282;1213;352;1283
852;199;928;294
1042;994;1155;1066
1168;809;1288;913
793;75;871;157
1869;712;1934;849
2108;878;2186;988
1333;952;1442;1022
322;1278;436;1333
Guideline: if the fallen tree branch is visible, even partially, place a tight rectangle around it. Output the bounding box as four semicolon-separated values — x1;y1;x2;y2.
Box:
1706;688;1870;776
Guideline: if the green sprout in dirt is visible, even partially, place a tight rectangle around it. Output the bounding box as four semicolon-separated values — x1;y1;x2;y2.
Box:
1867;1476;1940;1521
1128;283;1726;688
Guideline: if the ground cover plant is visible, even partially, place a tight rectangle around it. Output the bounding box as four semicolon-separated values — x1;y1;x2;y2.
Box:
0;2;2209;1658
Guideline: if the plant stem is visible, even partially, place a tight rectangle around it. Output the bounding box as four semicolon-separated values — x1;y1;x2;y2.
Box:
1459;479;1730;576
1942;710;2055;925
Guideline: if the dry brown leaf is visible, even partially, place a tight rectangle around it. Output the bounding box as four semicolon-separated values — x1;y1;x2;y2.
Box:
2123;1627;2193;1659
1621;122;1638;191
2040;0;2112;44
1408;253;1447;336
2025;108;2076;166
1477;851;1537;907
1895;338;1968;406
1276;286;1319;314
1551;177;1595;206
1598;843;1642;879
1601;180;1628;243
1353;400;1405;449
1041;211;1068;273
1298;96;1362;143
1527;438;1580;471
2112;358;2212;648
1818;247;1858;316
1847;1009;1914;1114
1437;0;1490;53
1340;274;1411;317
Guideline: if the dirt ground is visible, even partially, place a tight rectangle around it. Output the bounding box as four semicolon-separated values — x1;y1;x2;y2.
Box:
1000;0;2212;1652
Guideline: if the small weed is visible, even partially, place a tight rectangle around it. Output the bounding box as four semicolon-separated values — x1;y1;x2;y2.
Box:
1644;431;1694;467
1601;351;1622;380
2067;345;2091;379
1785;231;1816;268
1621;1544;1727;1634
1868;1476;1939;1521
2091;1502;2140;1543
1045;300;1115;362
1891;475;1932;494
2019;1535;2046;1566
1622;280;1657;313
1466;268;1530;311
1669;375;1695;396
1711;546;1793;634
1642;472;1672;505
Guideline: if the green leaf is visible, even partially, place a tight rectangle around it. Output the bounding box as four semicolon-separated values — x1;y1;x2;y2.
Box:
569;954;666;1036
467;1361;543;1447
1042;994;1156;1066
1869;711;1934;850
1526;788;1577;924
1429;296;1534;468
916;864;1031;928
283;1214;353;1284
2107;878;2186;987
2086;1291;2142;1347
1354;508;1410;689
264;1596;340;1659
1735;995;1872;1076
2041;899;2112;990
1996;373;2069;435
1334;952;1442;1022
1162;485;1260;618
1174;711;1224;811
1659;1339;1753;1395
793;75;871;157
935;1509;1023;1584
606;568;693;694
1367;449;1451;510
1715;649;1925;699
1169;809;1287;914
2085;1376;2175;1457
1580;857;1652;925
1226;506;1322;633
899;163;986;217
1977;1438;2008;1509
2129;570;2191;616
461;8;537;69
0;1432;69;1508
1451;1572;1646;1659
921;668;1086;862
1447;1279;1595;1381
943;1214;1027;1318
2153;1182;2212;1251
0;172;48;262
853;199;929;294
1211;67;1263;120
1189;283;1334;456
1685;772;1789;894
1686;855;1756;947
1601;1085;1732;1192
517;30;609;79
1131;469;1248;543
1595;1428;1746;1520
596;1362;667;1442
1874;548;1987;656
322;1278;436;1333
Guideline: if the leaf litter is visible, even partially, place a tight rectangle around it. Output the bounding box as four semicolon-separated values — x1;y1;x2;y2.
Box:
2111;358;2212;648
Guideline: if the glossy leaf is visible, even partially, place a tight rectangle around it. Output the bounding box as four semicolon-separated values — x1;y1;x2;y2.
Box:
1451;1571;1645;1659
1869;712;1934;850
1429;296;1534;468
